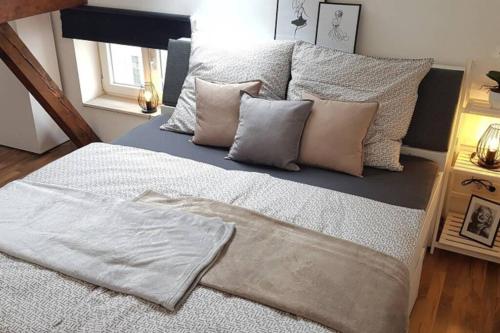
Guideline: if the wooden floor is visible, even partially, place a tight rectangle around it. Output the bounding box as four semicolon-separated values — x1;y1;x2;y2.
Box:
411;249;500;333
1;142;499;332
0;141;76;187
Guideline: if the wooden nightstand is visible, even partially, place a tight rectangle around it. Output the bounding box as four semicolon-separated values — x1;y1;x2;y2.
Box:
431;151;500;263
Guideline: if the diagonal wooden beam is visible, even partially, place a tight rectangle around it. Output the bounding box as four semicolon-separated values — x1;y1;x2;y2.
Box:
0;0;87;24
0;23;100;147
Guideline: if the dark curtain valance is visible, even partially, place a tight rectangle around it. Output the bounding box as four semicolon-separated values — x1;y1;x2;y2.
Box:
60;5;191;50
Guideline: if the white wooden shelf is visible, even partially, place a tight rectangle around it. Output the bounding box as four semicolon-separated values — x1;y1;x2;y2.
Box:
435;213;500;264
461;59;500;118
432;58;500;264
453;151;500;178
436;151;500;262
463;99;500;118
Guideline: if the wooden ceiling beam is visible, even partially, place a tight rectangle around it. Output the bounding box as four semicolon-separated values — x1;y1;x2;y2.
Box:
0;23;100;147
0;0;87;24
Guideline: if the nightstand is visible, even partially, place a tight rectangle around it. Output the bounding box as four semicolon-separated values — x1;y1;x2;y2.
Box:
431;151;500;263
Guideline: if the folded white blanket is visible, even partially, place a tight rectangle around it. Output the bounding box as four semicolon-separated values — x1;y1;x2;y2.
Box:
0;180;234;311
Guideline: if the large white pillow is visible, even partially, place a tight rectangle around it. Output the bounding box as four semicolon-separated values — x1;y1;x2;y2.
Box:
162;31;295;134
288;41;433;171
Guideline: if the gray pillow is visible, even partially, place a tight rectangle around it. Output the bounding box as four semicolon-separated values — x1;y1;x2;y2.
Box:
161;31;295;134
288;41;432;171
227;93;312;171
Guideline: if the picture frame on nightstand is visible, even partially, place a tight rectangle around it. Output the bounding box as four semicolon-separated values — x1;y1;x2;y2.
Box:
460;195;500;248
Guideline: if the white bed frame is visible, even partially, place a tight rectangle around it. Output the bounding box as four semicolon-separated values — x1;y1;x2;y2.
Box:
404;64;465;313
407;171;442;312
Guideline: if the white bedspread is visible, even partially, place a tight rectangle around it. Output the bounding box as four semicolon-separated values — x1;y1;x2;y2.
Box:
0;143;426;332
0;180;234;311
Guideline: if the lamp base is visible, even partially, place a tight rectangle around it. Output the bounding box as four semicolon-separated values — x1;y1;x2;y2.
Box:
141;108;157;114
478;159;500;170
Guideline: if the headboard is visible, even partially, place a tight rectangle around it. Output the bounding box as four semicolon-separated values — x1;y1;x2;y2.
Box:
162;39;463;154
163;39;191;107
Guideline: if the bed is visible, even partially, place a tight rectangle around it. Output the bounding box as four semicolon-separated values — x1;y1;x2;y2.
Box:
0;39;463;332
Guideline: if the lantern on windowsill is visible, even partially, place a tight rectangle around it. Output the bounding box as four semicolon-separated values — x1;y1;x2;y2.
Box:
476;124;500;169
138;82;159;113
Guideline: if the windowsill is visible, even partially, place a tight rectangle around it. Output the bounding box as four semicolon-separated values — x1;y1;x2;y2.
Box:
83;94;161;119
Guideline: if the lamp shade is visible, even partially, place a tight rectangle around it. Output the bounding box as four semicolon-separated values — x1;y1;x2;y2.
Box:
138;82;159;113
476;124;500;169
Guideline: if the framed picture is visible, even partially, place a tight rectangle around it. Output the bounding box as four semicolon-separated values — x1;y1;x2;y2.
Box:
274;0;323;43
315;3;361;53
460;195;500;248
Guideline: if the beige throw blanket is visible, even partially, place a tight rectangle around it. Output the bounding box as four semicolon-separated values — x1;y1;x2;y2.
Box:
137;191;410;333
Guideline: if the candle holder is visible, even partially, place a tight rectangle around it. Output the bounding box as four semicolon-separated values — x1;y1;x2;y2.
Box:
476;124;500;169
138;82;159;113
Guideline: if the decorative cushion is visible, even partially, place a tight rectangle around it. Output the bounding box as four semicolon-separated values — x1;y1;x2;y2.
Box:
161;30;295;134
227;92;312;171
288;41;432;171
299;93;378;177
192;78;262;147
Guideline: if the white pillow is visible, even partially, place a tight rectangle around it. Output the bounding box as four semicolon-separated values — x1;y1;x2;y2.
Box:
161;22;295;134
288;41;433;171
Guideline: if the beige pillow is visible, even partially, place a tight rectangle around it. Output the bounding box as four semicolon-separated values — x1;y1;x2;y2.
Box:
299;93;378;177
192;79;262;147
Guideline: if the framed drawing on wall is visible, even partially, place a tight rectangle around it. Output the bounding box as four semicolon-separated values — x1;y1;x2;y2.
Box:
275;0;323;43
315;3;361;53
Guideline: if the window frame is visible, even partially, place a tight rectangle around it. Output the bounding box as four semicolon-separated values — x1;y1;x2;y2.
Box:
97;43;166;100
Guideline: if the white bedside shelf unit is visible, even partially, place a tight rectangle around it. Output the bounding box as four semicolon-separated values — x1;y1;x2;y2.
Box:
432;151;500;263
439;213;500;264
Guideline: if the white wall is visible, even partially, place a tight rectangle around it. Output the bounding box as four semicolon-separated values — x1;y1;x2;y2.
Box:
0;14;68;154
17;14;69;153
51;13;152;143
337;0;500;66
50;0;500;142
0;61;39;152
87;0;500;66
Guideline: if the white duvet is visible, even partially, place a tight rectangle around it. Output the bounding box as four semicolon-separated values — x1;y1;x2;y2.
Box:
0;143;425;333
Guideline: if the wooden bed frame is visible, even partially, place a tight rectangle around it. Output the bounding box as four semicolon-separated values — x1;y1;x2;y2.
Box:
0;0;99;147
406;64;465;312
408;172;442;312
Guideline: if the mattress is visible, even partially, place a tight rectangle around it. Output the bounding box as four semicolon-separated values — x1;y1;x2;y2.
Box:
0;143;428;333
0;115;438;332
114;115;438;210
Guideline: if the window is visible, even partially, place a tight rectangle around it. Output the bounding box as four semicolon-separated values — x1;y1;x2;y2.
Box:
159;50;168;82
98;43;167;99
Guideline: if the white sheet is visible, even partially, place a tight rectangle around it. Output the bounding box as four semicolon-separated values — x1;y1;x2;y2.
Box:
0;180;234;311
